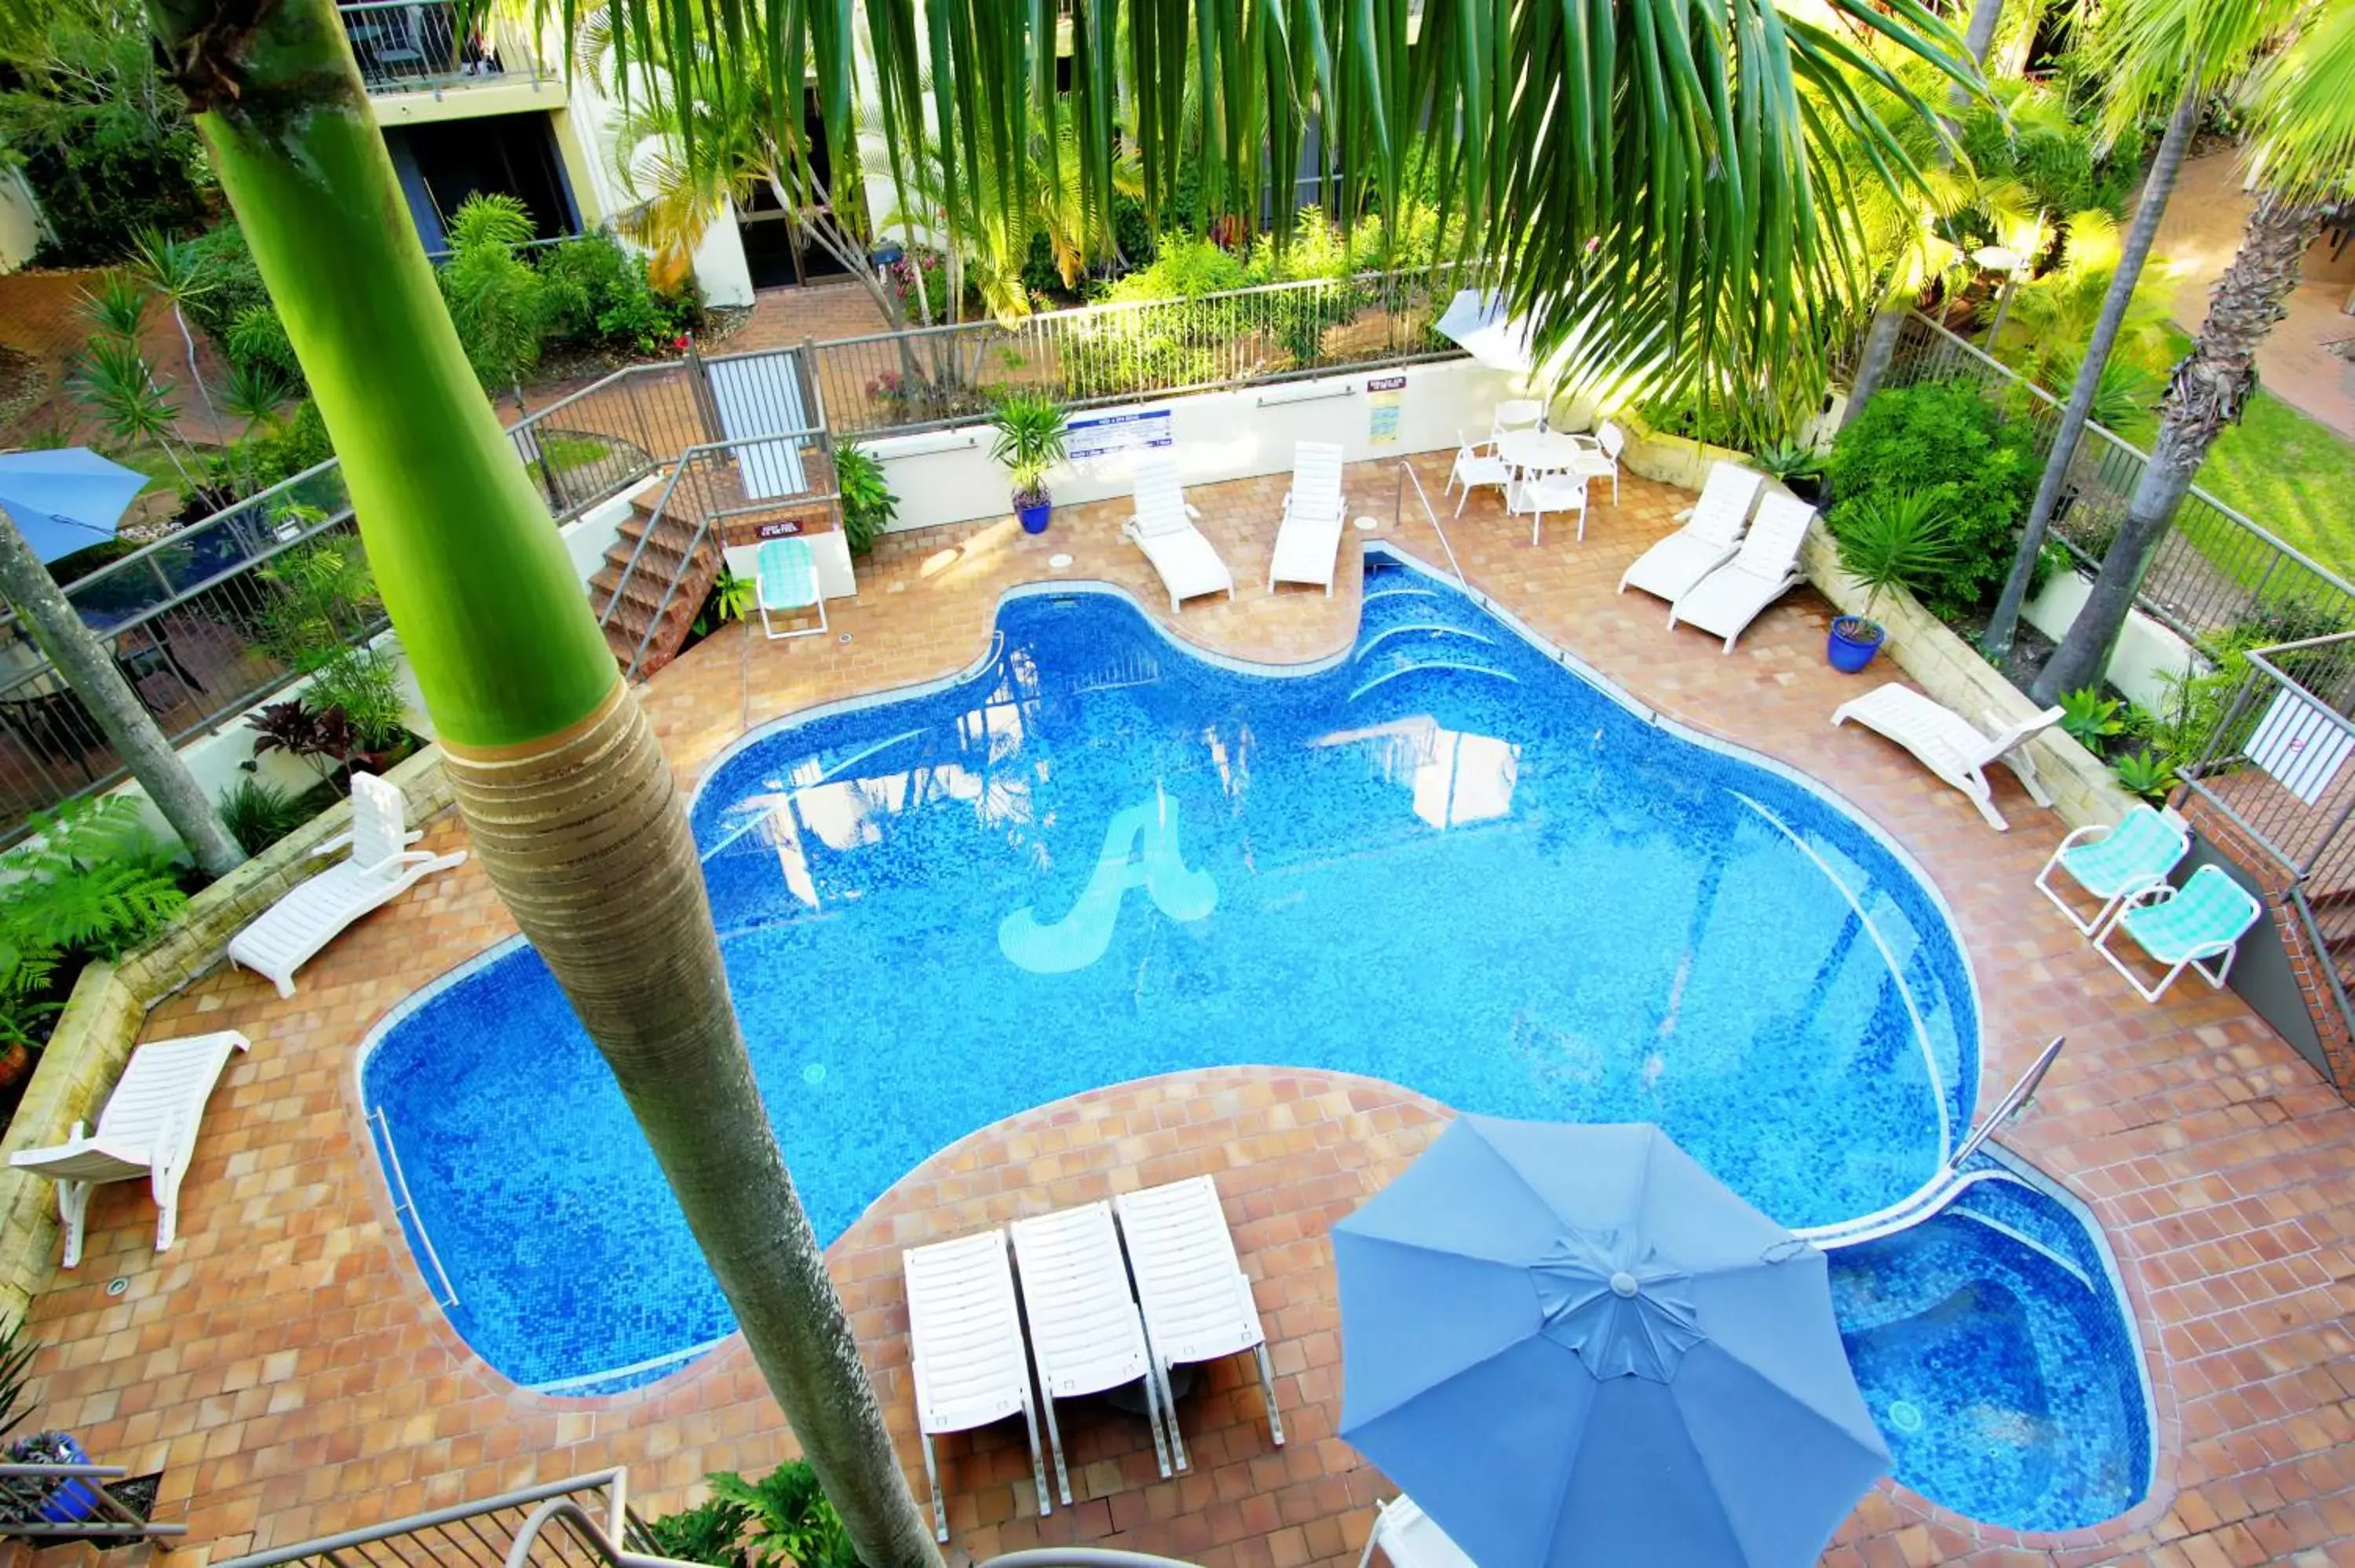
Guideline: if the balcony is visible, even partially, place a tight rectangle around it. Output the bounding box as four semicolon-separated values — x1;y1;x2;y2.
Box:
336;0;551;97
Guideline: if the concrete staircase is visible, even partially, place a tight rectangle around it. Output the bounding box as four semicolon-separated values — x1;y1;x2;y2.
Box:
586;485;719;680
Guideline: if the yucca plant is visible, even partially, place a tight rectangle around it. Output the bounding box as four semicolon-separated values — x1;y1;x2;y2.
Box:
1829;487;1958;669
986;394;1068;527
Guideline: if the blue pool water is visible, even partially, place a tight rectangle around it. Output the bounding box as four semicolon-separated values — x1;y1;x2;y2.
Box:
360;550;2146;1527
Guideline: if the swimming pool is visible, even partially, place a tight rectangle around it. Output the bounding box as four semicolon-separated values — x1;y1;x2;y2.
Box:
358;549;2141;1524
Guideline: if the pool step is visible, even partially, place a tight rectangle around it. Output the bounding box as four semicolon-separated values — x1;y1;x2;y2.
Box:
1348;653;1520;703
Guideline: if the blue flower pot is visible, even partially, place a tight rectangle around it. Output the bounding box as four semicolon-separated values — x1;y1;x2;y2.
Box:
1017;500;1053;534
36;1435;98;1524
1827;615;1885;673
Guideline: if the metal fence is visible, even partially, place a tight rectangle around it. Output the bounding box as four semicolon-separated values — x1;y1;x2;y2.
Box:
335;0;551;94
809;268;1470;438
0;361;707;843
1883;312;2355;653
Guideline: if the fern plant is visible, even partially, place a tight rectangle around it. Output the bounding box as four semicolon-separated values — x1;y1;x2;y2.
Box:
0;799;188;963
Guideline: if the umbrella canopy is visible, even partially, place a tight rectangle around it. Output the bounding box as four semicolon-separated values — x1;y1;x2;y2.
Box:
0;449;150;564
1334;1118;1889;1568
1433;290;1538;376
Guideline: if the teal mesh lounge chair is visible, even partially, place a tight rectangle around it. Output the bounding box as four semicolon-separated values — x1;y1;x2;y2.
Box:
2094;864;2264;1003
757;537;827;640
2036;805;2192;935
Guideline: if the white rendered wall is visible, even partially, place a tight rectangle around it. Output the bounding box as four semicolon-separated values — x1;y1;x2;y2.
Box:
0;172;42;273
2022;568;2207;710
864;359;1523;533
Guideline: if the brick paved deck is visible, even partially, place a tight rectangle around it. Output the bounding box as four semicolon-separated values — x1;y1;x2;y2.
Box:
15;458;2355;1567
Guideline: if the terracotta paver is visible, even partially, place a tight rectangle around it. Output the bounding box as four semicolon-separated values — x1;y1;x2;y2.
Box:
13;458;2355;1567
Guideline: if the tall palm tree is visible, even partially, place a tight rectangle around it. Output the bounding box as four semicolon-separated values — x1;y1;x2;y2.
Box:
2032;0;2355;702
1984;0;2291;662
133;2;1977;1564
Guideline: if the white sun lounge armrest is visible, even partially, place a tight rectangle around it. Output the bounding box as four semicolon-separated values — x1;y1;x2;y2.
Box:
1114;1175;1285;1469
902;1229;1050;1542
9;1030;249;1266
1831;682;2061;831
1010;1201;1174;1503
226;772;467;998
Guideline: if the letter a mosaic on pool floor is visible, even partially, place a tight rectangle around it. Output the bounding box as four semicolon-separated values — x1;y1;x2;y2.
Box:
998;789;1218;974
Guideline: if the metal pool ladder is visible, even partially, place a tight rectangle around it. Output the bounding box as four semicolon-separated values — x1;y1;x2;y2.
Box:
369;1105;460;1307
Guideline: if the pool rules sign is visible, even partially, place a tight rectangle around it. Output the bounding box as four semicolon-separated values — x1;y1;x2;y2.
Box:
1367;375;1405;443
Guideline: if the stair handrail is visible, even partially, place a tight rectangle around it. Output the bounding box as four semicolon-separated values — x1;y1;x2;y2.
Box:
597;450;704;639
1393;460;1466;585
502;1496;706;1568
212;1468;664;1567
1947;1034;2065;1172
620;429;842;680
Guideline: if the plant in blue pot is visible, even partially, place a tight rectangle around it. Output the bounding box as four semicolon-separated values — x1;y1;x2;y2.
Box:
6;1432;101;1526
1825;487;1955;673
987;392;1070;535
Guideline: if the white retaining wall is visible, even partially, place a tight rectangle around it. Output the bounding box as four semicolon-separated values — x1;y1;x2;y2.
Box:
2021;568;2207;711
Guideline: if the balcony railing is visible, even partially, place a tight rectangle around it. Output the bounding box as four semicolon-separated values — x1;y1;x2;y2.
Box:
336;0;550;94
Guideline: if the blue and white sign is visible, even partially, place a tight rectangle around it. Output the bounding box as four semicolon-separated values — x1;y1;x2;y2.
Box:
1066;408;1174;461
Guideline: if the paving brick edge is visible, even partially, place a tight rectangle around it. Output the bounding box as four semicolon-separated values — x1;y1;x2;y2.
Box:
0;746;455;1323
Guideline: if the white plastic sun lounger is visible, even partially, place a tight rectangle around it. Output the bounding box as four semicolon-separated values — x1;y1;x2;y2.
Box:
1666;490;1816;652
9;1030;249;1266
1113;1176;1285;1471
1123;455;1235;613
902;1229;1052;1543
1831;683;2064;831
1355;1494;1477;1568
226;771;468;997
1267;441;1349;596
1619;461;1765;604
1008;1201;1174;1503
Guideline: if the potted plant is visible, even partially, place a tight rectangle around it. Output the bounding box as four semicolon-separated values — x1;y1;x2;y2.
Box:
5;1433;99;1526
1827;488;1955;673
986;393;1069;535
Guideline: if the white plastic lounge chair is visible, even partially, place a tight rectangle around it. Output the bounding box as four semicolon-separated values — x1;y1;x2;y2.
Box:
902;1229;1052;1543
226;772;468;997
1507;470;1586;546
9;1030;248;1267
1831;683;2063;831
2094;863;2264;1002
1666;491;1816;652
1354;1495;1477;1568
756;536;827;640
1123;456;1235;613
2037;804;2192;935
1008;1201;1174;1502
1619;463;1765;605
1567;419;1627;505
1489;399;1544;441
1112;1176;1285;1471
1268;441;1350;596
1444;431;1511;516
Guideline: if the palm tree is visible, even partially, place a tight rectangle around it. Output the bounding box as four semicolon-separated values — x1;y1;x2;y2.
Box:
0;516;246;877
133;1;1977;1563
131;227;223;441
1984;0;2291;662
2032;0;2355;702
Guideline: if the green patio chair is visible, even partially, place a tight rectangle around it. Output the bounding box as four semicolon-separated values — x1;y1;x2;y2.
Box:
2036;804;2191;935
2094;864;2264;1003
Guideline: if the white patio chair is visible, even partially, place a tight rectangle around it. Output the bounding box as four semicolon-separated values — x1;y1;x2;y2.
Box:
1489;399;1544;441
1507;469;1588;545
1444;431;1511;516
226;773;468;997
902;1229;1052;1542
1122;455;1235;613
1112;1176;1284;1471
2093;864;2265;1002
1831;684;2062;831
1567;419;1627;504
1666;491;1816;651
1268;440;1349;596
1619;461;1765;605
1008;1201;1175;1503
1353;1495;1477;1568
755;537;828;640
9;1030;249;1266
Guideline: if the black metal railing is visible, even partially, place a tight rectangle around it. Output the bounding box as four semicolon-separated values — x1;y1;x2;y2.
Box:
335;0;551;93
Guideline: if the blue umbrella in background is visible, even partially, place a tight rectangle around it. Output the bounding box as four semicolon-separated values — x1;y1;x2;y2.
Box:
0;449;150;564
1334;1118;1890;1567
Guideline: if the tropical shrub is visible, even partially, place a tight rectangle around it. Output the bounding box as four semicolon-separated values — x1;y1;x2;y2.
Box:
2059;687;2127;749
1826;380;2040;620
539;232;700;355
439;195;549;390
217;775;312;855
0;798;189;1048
1104;235;1247;302
638;1495;754;1566
2110;747;2178;802
834;442;896;556
1830;489;1958;622
706;1462;856;1568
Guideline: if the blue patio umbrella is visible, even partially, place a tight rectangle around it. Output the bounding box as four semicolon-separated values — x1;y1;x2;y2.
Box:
1334;1118;1890;1568
0;448;150;564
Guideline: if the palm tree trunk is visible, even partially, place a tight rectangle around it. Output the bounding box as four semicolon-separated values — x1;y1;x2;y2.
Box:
145;2;941;1563
1984;76;2200;661
2032;191;2318;705
171;304;221;442
0;516;245;877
